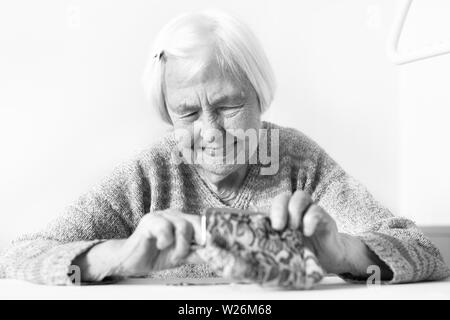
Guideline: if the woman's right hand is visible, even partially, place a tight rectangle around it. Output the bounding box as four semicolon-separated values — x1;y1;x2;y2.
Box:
73;210;202;282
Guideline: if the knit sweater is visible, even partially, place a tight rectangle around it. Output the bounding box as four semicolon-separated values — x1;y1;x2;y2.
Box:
0;121;449;285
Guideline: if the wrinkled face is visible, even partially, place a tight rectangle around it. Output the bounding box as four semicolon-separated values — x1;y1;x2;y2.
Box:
164;57;261;182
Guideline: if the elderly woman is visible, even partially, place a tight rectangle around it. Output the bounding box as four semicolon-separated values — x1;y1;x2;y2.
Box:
0;11;448;285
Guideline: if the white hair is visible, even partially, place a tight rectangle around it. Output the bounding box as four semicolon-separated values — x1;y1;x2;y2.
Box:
142;10;276;124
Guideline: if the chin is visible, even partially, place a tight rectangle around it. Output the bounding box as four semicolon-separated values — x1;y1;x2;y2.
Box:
195;162;244;182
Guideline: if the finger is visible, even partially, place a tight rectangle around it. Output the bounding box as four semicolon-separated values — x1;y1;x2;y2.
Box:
302;204;328;237
178;213;203;245
287;190;313;230
164;215;194;263
162;210;202;244
163;210;202;245
148;216;175;250
270;192;291;230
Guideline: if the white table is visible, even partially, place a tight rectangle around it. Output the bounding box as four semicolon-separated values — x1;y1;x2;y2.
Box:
1;276;449;300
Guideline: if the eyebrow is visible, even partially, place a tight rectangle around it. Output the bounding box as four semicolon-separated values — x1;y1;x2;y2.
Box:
170;99;201;115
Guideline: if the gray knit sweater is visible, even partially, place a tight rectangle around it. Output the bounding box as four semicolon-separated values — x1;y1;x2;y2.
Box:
0;121;449;285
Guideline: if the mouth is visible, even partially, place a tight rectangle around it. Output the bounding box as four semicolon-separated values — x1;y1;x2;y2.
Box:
200;140;238;156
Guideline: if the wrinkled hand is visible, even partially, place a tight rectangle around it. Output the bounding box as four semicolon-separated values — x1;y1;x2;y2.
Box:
74;209;202;281
270;191;348;274
112;210;202;277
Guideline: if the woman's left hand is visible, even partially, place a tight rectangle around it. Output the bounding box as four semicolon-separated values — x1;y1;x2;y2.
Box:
270;191;354;275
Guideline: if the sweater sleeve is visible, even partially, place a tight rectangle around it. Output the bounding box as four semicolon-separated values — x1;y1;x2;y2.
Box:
0;157;151;285
301;141;450;284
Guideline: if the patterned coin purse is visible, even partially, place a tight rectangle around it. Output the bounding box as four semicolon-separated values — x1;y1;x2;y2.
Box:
193;207;324;289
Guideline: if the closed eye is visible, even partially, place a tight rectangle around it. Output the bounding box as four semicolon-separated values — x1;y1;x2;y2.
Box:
219;104;244;117
180;111;199;120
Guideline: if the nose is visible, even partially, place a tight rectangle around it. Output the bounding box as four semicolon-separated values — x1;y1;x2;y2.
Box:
195;108;224;146
201;129;215;144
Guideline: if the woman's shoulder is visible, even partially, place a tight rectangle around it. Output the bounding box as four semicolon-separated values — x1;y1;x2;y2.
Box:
136;131;177;160
262;121;325;159
103;131;177;182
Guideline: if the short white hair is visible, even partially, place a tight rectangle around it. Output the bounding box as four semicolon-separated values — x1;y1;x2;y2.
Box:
142;10;276;124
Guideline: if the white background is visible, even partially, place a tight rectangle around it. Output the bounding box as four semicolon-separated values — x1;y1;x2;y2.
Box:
1;0;449;249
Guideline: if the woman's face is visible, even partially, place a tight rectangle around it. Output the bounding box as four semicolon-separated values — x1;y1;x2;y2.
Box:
164;57;261;182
